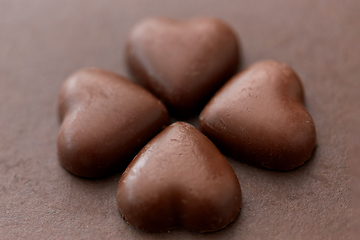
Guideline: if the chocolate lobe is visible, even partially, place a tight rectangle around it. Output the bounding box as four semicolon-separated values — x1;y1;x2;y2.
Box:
200;60;317;170
126;17;240;117
57;68;169;178
117;122;241;233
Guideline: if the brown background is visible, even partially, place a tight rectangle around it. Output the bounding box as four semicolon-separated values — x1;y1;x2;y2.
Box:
1;0;359;239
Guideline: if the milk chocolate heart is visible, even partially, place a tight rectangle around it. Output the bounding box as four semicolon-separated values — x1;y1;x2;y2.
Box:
126;17;240;117
57;68;169;178
199;60;316;170
117;122;241;233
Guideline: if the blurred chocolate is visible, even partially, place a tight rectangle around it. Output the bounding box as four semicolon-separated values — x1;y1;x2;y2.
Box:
57;68;169;178
200;60;316;170
117;122;241;233
126;17;240;117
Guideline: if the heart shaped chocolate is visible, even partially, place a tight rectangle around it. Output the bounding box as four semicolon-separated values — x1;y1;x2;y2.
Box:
199;60;316;170
126;17;240;117
57;68;169;178
117;122;241;233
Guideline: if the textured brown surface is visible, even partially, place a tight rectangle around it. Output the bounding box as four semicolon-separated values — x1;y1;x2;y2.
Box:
57;68;168;178
117;122;241;233
200;60;316;171
126;17;239;117
0;0;359;239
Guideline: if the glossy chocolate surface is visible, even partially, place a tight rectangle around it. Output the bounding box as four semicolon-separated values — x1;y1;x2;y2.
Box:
117;122;242;233
57;68;169;178
126;17;240;117
200;60;316;170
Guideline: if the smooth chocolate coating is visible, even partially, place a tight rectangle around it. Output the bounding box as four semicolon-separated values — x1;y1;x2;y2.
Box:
57;68;169;178
126;17;240;117
117;122;241;233
200;60;317;170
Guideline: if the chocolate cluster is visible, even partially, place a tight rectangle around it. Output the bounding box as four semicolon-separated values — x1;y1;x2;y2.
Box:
57;17;316;233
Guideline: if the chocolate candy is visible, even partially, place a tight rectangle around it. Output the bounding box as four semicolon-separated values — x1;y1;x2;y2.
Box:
126;17;240;117
57;68;169;178
117;122;241;233
200;60;316;170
